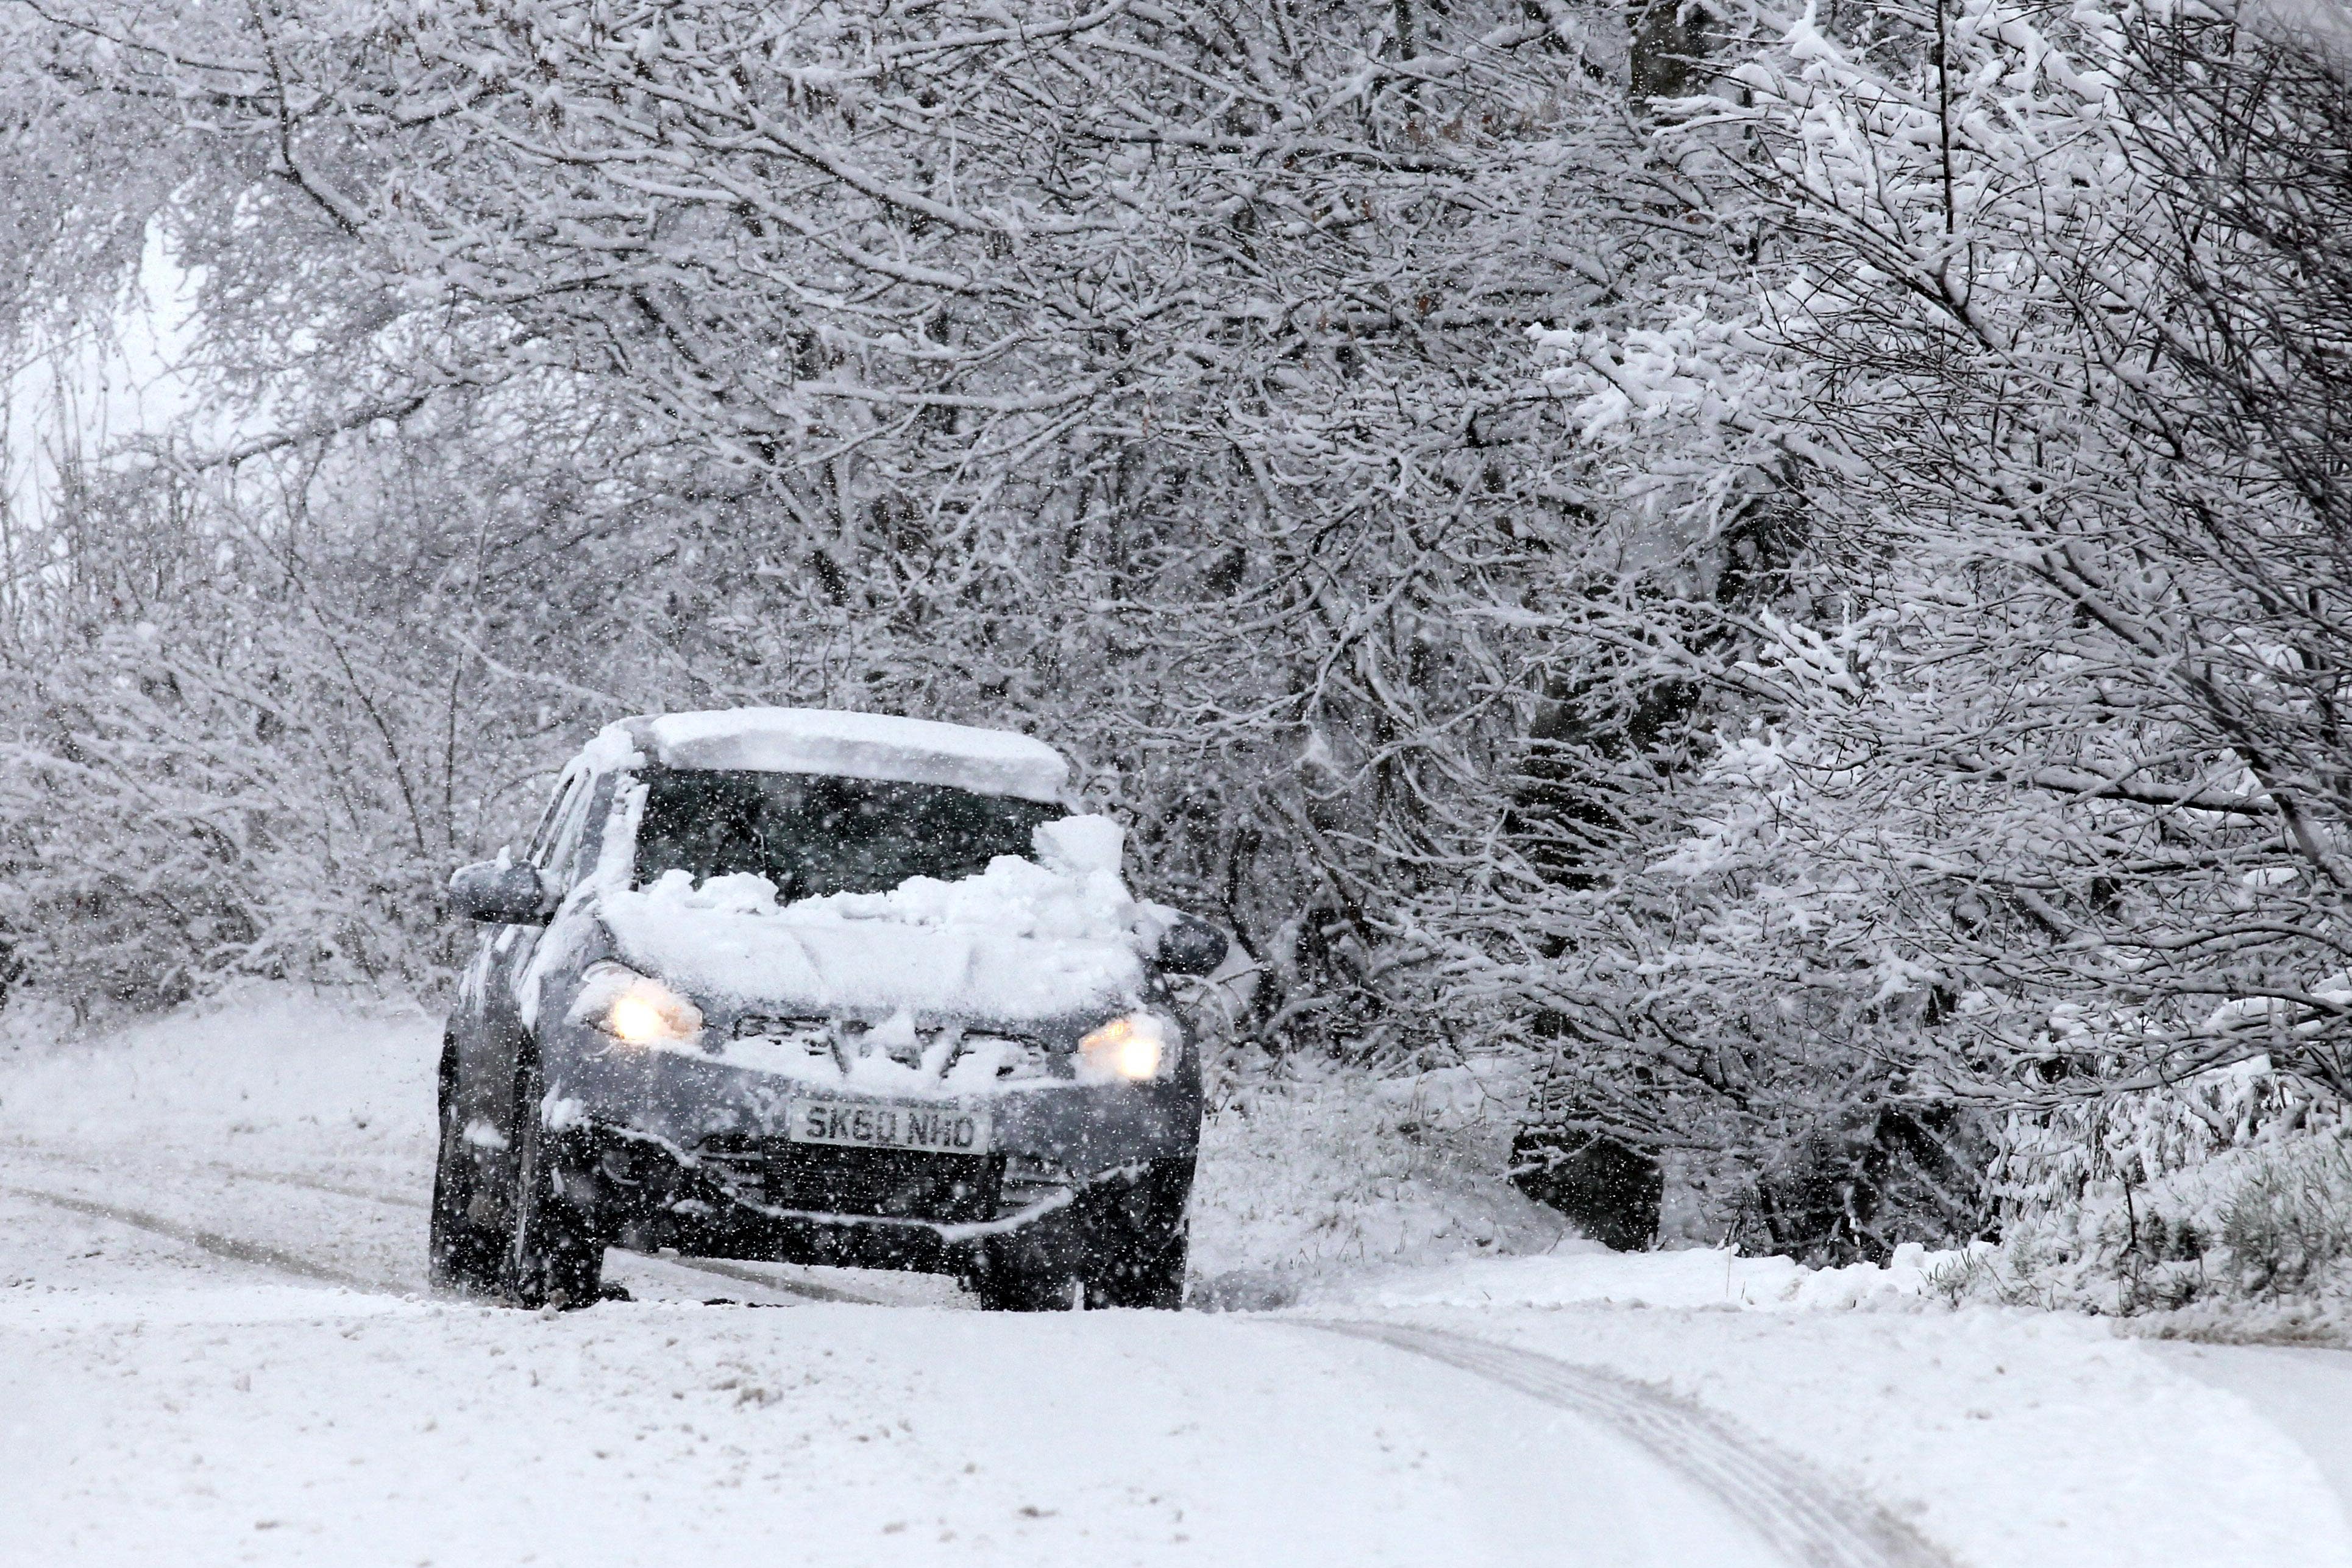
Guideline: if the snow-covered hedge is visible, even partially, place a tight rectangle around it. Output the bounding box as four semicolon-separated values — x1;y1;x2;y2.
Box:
1963;1072;2352;1335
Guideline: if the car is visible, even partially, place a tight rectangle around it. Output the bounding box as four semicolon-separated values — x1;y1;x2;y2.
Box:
432;708;1229;1311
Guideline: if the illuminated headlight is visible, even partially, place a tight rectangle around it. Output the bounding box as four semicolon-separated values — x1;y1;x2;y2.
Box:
573;962;703;1048
1077;1012;1177;1083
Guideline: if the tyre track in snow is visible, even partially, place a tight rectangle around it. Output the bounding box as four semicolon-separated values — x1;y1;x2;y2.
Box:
1;1182;397;1293
1301;1320;1952;1568
1;1137;422;1211
2;1139;1944;1568
1;1139;879;1305
164;1157;884;1304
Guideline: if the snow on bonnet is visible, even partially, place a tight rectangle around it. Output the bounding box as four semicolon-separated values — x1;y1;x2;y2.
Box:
598;814;1157;1020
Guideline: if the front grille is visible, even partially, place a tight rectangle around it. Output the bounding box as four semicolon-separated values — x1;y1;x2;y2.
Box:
695;1133;1000;1224
952;1031;1054;1082
731;1015;836;1063
771;1144;1000;1222
726;1015;1060;1082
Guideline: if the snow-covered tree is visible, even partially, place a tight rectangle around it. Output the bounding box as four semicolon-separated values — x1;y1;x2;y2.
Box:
1465;0;2352;1256
2;0;1732;1052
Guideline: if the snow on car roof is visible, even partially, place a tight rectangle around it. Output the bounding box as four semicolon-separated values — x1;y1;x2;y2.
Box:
588;707;1070;803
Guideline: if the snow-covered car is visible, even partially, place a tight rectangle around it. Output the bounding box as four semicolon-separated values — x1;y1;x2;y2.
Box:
433;708;1228;1311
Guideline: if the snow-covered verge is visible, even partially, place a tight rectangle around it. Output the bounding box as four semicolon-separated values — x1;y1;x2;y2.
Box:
1187;1051;1979;1314
0;985;438;1187
1312;1239;1973;1313
1965;1141;2352;1346
1187;1055;1570;1307
1961;1076;2352;1346
1277;1051;2352;1349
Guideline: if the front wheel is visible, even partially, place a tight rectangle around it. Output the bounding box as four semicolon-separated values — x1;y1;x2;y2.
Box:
970;1158;1193;1312
1088;1221;1187;1310
967;1257;1086;1313
503;1062;606;1310
1082;1157;1192;1310
428;1041;505;1297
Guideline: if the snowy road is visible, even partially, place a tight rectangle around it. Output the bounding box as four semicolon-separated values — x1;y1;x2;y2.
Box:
0;1161;1813;1568
3;995;2348;1568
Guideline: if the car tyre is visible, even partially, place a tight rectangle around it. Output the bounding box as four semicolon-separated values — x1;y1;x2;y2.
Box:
428;1043;505;1297
504;1060;606;1311
1087;1223;1187;1310
970;1158;1194;1312
1083;1157;1193;1310
967;1250;1085;1312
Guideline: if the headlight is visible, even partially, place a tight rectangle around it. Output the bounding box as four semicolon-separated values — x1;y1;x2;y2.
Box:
1077;1012;1176;1083
573;962;703;1048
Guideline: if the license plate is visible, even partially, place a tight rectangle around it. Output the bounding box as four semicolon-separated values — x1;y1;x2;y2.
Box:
786;1098;993;1157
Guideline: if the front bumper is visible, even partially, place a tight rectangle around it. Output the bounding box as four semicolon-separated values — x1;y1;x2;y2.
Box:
542;1026;1201;1274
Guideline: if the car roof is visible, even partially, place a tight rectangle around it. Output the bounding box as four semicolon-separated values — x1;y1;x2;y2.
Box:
581;707;1070;804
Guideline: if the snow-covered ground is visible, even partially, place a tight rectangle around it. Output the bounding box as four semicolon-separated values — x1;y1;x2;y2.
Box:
2;991;2348;1567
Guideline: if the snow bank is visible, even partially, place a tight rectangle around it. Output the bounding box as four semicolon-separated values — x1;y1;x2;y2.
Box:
1986;1069;2352;1336
1315;1240;1970;1313
598;816;1153;1020
1201;1057;1963;1316
1195;1054;1992;1315
1368;1056;1535;1130
0;985;436;1177
1188;1065;1571;1309
613;707;1071;803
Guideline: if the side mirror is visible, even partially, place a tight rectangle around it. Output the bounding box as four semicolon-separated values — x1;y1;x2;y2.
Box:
449;859;554;924
1155;917;1229;978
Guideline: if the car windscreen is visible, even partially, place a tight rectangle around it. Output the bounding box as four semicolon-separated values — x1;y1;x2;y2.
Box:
631;769;1063;899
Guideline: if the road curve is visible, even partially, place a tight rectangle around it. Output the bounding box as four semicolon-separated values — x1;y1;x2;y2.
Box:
1299;1320;1950;1568
8;1137;1945;1568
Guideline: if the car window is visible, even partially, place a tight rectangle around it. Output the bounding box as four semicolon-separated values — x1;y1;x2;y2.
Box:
538;770;599;886
522;772;578;864
633;770;1062;899
558;772;619;889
